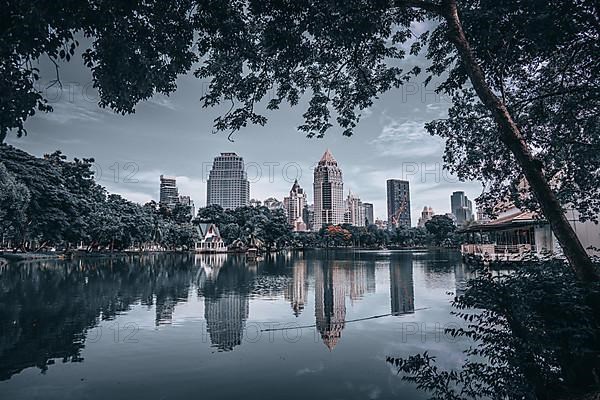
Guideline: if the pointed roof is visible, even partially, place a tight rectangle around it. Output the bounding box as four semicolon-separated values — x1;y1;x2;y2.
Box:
319;149;337;165
290;179;300;192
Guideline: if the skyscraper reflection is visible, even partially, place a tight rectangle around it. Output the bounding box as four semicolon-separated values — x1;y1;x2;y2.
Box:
285;259;308;317
199;254;253;352
314;262;346;350
389;259;415;315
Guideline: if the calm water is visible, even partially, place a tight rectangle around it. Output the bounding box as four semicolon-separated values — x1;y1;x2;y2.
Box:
0;250;473;400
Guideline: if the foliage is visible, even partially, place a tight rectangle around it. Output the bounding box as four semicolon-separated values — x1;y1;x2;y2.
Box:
0;145;196;251
387;260;600;400
195;205;293;251
0;162;30;246
425;215;457;246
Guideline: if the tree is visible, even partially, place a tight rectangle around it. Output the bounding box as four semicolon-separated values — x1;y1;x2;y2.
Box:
0;163;30;248
3;1;599;280
425;215;456;246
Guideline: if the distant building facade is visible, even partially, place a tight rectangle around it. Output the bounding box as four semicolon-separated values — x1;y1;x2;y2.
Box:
313;150;344;227
263;197;285;211
344;190;365;227
249;198;262;208
179;195;195;220
417;206;434;228
303;204;315;231
450;191;474;226
363;203;374;226
387;179;411;228
159;175;179;207
284;180;307;231
206;152;250;210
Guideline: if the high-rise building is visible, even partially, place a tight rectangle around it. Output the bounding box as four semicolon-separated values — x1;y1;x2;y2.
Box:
450;191;474;226
417;206;434;227
387;179;411;228
179;195;195;220
363;203;374;226
313;150;344;227
344;190;365;227
284;180;307;231
159;175;179;208
206;152;250;210
303;204;315;231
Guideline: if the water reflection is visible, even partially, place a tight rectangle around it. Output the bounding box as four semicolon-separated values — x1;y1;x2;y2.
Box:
0;251;424;381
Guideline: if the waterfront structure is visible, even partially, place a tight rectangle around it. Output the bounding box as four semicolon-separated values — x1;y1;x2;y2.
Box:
284;180;307;231
451;191;474;226
195;223;227;253
303;204;315;231
179;195;195;219
159;175;179;207
363;203;374;226
460;206;600;261
344;190;365;227
206;152;250;209
313;150;344;227
387;179;411;228
417;206;434;227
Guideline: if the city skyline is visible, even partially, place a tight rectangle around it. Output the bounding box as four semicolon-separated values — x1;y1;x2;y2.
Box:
5;43;482;225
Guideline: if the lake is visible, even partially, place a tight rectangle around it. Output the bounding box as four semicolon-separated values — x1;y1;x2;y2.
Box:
0;249;473;400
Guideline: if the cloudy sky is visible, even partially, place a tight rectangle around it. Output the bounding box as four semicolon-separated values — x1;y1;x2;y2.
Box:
6;31;482;225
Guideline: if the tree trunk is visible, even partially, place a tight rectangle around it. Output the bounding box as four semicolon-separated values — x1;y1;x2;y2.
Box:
441;0;599;282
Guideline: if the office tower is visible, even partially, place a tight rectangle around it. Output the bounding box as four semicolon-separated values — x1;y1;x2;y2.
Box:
313;150;344;227
179;195;195;219
284;180;307;231
363;203;374;226
159;175;179;208
387;179;411;228
344;190;365;227
417;206;434;227
450;191;474;226
303;204;315;231
206;152;250;210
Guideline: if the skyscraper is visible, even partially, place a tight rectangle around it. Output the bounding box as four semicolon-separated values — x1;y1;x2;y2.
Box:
363;203;374;226
206;152;250;210
344;190;365;227
313;150;344;227
179;195;196;220
387;179;411;228
159;175;179;207
450;191;474;226
284;179;307;231
417;206;434;227
303;204;315;231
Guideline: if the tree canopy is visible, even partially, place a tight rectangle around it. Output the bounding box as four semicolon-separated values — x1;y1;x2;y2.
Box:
3;0;599;279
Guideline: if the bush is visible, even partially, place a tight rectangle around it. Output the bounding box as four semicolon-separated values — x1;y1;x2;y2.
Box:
388;260;600;400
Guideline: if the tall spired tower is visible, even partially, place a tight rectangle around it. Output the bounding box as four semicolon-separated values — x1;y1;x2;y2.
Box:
313;150;344;227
